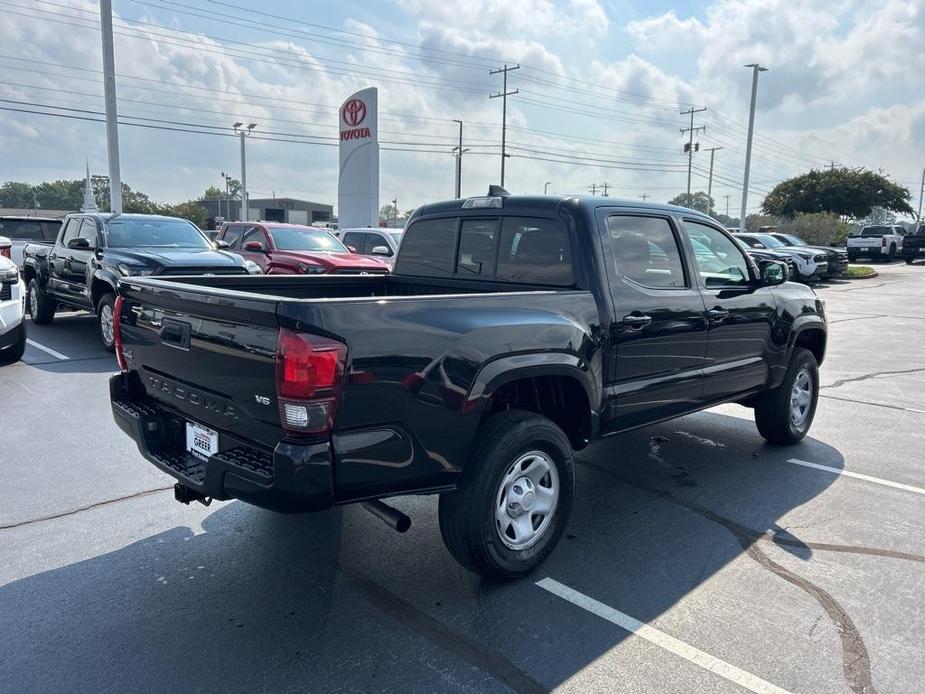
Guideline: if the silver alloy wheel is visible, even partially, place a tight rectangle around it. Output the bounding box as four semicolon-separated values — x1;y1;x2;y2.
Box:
495;450;559;551
99;303;114;346
29;285;37;318
790;368;813;427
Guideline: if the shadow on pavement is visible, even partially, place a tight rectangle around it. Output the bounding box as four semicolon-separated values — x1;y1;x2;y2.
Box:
0;411;845;693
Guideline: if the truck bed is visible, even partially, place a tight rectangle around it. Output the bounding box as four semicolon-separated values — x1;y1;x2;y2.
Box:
114;273;598;507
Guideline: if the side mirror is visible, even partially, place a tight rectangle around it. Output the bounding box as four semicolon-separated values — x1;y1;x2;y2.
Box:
243;240;265;252
759;260;787;286
370;245;391;256
67;237;90;250
214;239;230;249
346;245;358;253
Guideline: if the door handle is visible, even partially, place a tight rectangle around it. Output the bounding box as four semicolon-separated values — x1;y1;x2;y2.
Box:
707;308;730;322
622;314;653;328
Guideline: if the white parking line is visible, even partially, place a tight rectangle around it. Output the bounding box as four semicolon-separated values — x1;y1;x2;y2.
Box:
536;578;792;694
25;339;69;361
787;458;925;495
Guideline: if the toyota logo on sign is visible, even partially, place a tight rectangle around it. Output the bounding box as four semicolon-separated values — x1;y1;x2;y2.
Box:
342;99;367;127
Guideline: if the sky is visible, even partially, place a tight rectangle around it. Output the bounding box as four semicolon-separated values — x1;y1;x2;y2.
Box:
0;0;923;218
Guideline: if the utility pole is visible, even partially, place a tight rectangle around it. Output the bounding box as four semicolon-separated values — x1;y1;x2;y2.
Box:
917;167;924;224
705;146;723;207
589;183;598;196
489;64;519;187
233;122;256;221
99;0;122;213
544;181;551;194
740;63;768;232
680;106;706;198
601;182;610;197
451;119;468;198
724;194;731;217
639;194;649;202
392;197;398;226
827;161;840;172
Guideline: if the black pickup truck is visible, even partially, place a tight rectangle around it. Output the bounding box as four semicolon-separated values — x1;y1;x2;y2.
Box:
109;191;827;578
901;225;925;264
22;213;252;350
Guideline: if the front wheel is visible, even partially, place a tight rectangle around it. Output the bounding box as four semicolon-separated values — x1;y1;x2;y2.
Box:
438;410;575;579
96;292;116;352
754;347;819;444
27;279;55;324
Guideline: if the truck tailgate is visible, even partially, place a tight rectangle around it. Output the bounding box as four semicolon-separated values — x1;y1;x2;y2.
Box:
118;279;283;449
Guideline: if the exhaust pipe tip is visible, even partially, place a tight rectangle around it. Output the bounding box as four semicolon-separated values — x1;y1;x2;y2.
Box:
361;499;411;533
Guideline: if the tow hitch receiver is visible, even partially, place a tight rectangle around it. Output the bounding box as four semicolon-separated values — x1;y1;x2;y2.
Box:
174;483;212;507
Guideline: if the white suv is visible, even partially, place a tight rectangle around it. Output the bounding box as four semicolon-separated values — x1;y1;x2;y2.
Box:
0;236;26;363
847;225;907;262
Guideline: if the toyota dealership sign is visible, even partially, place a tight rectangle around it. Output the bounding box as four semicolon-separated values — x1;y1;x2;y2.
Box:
338;88;379;228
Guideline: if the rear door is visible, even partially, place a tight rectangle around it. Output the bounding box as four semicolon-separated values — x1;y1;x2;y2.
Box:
599;210;707;430
682;219;777;403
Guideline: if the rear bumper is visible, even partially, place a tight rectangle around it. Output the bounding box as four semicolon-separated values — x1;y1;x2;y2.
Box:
901;246;925;258
109;373;334;513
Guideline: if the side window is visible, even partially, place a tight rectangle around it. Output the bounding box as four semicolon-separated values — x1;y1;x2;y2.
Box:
394;218;457;277
496;217;573;286
684;221;751;288
61;218;81;244
456;219;498;277
606;215;686;289
222;225;246;249
342;232;364;252
368;233;393;256
241;226;268;249
78;218;99;248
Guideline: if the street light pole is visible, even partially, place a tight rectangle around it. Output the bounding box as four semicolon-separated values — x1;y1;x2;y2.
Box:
740;63;768;232
452;119;464;198
917;167;924;224
233;123;256;221
705;147;722;209
99;0;122;213
544;181;551;194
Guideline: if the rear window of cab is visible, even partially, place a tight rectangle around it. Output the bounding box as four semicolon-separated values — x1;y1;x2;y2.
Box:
395;216;574;286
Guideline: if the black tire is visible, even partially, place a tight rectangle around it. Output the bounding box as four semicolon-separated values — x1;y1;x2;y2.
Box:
906;257;915;265
27;278;55;324
96;292;116;352
847;254;857;263
438;409;575;580
887;244;896;261
0;321;26;364
754;347;819;445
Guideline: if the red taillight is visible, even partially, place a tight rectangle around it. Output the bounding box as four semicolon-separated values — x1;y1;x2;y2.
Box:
882;237;887;247
275;328;346;435
113;295;127;372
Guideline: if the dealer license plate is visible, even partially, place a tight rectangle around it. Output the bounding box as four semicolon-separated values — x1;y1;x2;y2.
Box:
186;421;218;461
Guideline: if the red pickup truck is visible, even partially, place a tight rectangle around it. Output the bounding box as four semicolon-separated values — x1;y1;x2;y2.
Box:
217;222;389;275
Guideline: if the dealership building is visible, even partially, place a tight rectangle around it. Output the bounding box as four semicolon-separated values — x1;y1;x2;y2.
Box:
198;196;334;226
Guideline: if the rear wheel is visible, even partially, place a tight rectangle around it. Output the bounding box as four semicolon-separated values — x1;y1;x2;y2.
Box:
96;292;116;352
438;409;575;579
754;347;819;444
887;244;896;261
0;321;26;363
27;279;55;324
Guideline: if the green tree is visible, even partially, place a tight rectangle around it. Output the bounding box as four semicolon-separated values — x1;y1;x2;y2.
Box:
668;191;714;214
379;203;397;221
0;181;37;208
202;186;225;199
158;200;207;228
761;168;913;219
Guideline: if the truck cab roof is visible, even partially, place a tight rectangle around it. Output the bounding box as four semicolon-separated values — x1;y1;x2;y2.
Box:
413;193;717;226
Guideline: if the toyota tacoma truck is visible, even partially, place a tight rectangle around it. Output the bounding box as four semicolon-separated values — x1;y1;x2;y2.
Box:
901;225;925;264
846;224;906;262
22;213;254;351
109;190;827;578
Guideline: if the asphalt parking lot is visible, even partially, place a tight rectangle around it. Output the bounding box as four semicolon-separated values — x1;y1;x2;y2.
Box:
1;263;923;694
